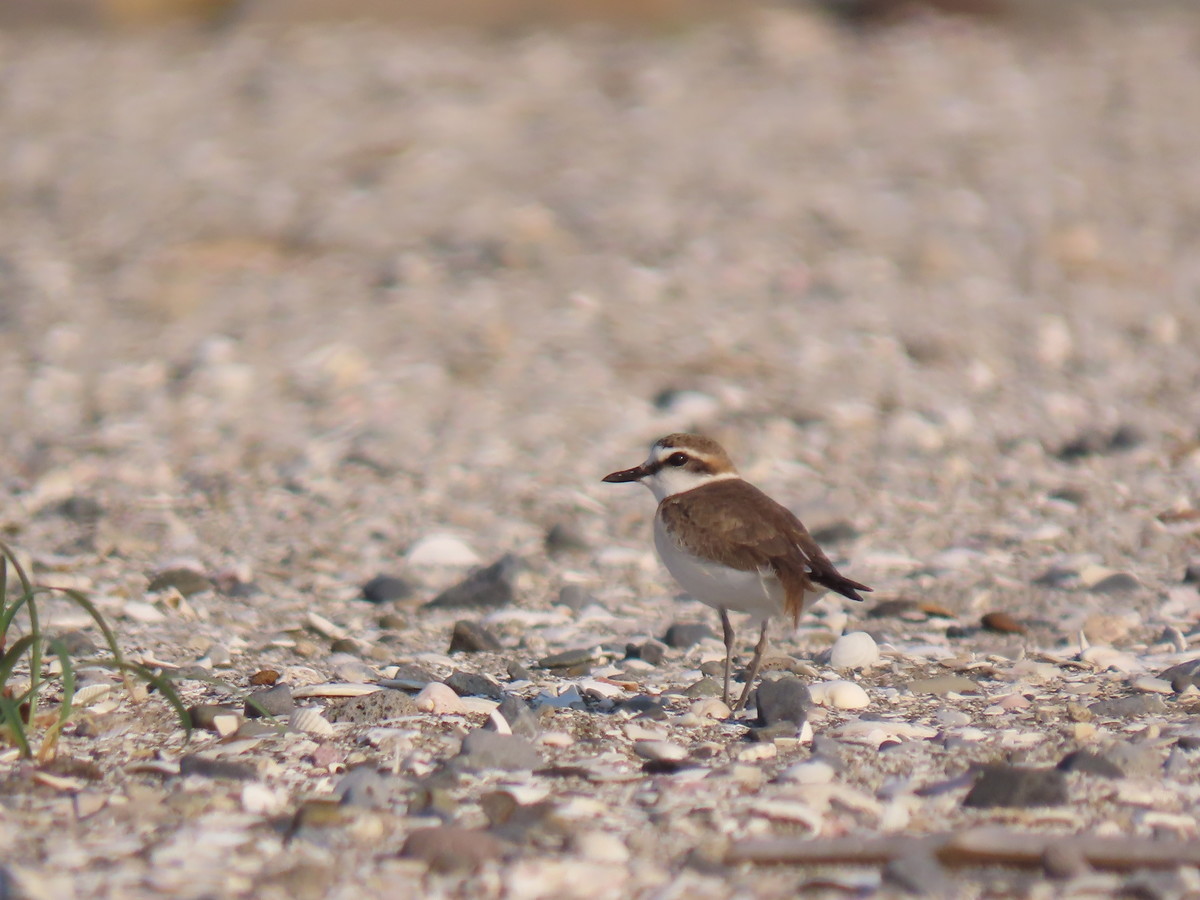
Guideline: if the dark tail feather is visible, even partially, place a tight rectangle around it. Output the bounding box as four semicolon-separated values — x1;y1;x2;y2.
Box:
812;572;872;603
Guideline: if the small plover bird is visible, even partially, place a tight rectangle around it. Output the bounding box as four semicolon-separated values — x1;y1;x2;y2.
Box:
603;433;871;711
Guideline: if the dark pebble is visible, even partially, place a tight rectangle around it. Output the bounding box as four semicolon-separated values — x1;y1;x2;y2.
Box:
626;639;667;666
867;598;923;619
1177;735;1200;751
614;694;663;715
444;670;504;699
244;684;295;719
147;566;212;597
377;612;408;630
329;638;360;654
809;520;860;545
178;755;257;781
555;585;594;611
634;701;670;721
386;662;438;687
1088;572;1141;594
54;629;99;656
495;695;540;738
754;676;811;728
187;704;240;732
235;720;282;739
1184;563;1200;584
325;689;418;725
1056;424;1141;460
662;622;716;649
448;619;503;653
50;495;105;523
1159;657;1200;692
360;574;413;604
537;647;599;669
455;730;542;771
249;669;279;686
962;765;1068;808
684;678;723;698
1087;695;1167;718
1032;565;1078;588
400;826;507;873
426;554;520;610
699;659;726;677
544;522;589;555
981;611;1027;634
506;659;533;681
1056;749;1124;778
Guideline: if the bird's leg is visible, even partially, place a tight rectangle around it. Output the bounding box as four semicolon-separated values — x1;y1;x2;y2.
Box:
734;619;770;712
719;607;735;708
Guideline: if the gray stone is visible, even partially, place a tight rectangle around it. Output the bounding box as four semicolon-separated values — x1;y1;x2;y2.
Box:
662;622;715;649
626;639;667;666
455;730;542;771
1159;657;1200;692
1056;749;1123;778
1087;695;1167;718
544;522;589;555
426;554;520;609
178;755;257;780
683;678;723;698
448;620;503;653
963;765;1068;809
325;689;418;724
495;695;540;738
147;566;212;596
506;659;533;681
187;704;240;732
360;574;413;604
537;647;598;669
444;670;504;699
754;676;811;728
244;684;295;719
385;662;438;688
556;585;594;611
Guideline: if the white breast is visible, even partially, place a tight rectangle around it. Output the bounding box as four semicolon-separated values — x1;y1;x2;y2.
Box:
653;514;786;621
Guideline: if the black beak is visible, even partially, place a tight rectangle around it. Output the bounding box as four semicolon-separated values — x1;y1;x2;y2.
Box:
602;465;648;484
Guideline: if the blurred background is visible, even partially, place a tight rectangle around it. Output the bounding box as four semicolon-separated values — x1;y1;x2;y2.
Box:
0;0;1197;592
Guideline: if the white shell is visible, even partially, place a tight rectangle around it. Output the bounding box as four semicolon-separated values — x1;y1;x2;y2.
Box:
405;534;480;567
288;708;335;737
829;632;880;670
292;684;382;699
72;683;113;707
414;682;465;714
810;680;871;709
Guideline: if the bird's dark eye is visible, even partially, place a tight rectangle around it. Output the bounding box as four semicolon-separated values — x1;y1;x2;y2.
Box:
667;452;689;467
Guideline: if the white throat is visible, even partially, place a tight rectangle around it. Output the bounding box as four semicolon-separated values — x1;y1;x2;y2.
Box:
642;466;739;502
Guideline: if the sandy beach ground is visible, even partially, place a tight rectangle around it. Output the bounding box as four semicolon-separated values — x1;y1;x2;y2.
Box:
1;2;1199;897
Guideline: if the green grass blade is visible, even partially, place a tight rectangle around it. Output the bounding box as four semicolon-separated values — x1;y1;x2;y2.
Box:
0;635;36;688
37;640;77;763
0;541;34;598
0;695;31;758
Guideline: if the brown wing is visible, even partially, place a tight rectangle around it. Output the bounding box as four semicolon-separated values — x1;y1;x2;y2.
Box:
659;480;871;623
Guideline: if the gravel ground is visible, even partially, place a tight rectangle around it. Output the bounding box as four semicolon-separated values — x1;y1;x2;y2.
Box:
2;4;1200;898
